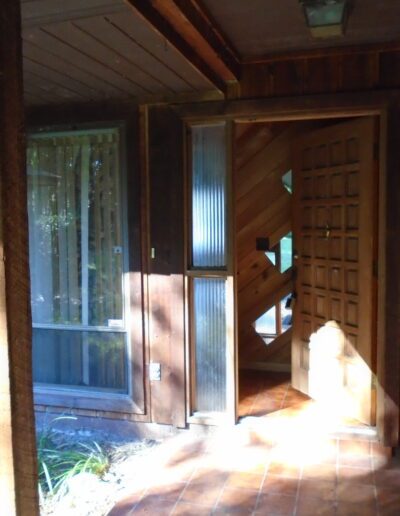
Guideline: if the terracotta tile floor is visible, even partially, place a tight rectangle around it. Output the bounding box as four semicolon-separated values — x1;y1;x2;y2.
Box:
109;371;400;516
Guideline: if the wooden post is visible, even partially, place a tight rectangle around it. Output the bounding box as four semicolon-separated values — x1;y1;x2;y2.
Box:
0;0;39;514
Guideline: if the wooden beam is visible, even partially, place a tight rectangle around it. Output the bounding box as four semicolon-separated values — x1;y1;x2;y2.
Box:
242;39;400;64
25;89;223;122
0;0;39;514
124;0;227;94
173;90;395;123
151;0;240;82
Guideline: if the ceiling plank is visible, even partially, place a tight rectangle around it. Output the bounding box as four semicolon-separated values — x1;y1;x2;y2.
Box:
124;0;227;94
75;16;191;94
151;0;241;81
107;10;212;91
23;26;144;98
21;0;126;27
23;38;126;99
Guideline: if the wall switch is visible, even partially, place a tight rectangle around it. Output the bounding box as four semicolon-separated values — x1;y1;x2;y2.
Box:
149;362;161;381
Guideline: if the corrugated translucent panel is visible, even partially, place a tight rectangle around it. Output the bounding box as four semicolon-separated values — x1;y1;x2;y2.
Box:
192;124;227;268
193;278;226;412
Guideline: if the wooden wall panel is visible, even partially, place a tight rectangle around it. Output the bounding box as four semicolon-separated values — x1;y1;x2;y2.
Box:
240;50;400;99
148;106;186;428
235;121;294;367
0;0;39;513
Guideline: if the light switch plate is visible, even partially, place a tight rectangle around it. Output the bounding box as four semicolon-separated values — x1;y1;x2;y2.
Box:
149;362;161;381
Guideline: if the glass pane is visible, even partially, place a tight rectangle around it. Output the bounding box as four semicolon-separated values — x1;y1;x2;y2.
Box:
306;3;345;27
32;329;128;393
280;232;293;273
191;124;227;268
27;130;124;327
87;134;123;326
193;278;226;412
255;305;277;336
282;170;292;194
281;295;293;332
266;250;276;266
27;141;82;324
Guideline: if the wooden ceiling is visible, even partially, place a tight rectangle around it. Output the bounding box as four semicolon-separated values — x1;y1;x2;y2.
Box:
21;0;400;108
21;0;216;107
201;0;400;59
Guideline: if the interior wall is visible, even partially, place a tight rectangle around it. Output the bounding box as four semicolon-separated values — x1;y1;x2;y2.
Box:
235;121;293;369
235;119;325;370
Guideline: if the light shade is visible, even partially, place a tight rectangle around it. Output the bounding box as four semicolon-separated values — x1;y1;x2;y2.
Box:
300;0;349;38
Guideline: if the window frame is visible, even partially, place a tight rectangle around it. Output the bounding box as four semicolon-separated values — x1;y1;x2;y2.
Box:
255;240;293;344
185;120;237;425
28;122;139;413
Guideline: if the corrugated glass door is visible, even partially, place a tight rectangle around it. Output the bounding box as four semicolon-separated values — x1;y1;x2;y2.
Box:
187;122;237;425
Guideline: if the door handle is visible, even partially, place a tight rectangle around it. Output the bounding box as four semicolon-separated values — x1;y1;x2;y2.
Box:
325;223;331;239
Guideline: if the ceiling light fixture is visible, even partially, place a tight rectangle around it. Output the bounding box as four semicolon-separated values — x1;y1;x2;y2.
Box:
300;0;349;38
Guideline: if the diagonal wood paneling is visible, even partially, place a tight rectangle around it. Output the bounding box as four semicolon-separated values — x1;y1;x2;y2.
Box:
235;121;296;366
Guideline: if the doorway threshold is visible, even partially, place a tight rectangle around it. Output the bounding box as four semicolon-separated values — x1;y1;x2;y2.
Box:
238;415;378;442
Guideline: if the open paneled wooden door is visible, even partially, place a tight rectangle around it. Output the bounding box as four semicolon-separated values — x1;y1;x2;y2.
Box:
292;117;376;426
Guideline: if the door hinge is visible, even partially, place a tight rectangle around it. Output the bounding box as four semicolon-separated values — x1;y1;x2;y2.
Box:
371;374;377;390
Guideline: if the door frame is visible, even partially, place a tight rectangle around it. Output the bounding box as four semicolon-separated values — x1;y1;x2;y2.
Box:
184;120;237;426
177;91;397;445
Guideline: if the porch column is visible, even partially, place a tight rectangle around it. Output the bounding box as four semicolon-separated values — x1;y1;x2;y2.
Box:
0;0;39;514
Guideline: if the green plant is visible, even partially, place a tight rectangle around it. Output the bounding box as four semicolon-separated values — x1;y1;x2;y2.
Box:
36;416;110;501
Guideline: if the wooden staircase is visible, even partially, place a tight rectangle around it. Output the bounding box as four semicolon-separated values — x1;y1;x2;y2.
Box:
235;121;300;367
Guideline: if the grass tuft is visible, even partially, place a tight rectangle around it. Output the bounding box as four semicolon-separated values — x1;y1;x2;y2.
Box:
37;417;110;498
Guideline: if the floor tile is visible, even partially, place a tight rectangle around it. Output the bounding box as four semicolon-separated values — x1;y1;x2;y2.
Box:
225;471;264;490
376;486;400;515
262;475;299;496
337;466;374;485
256;493;296;515
296;497;336;515
172;501;211;515
375;468;400;488
336;482;376;504
132;497;176;515
339;440;371;457
180;480;224;507
146;482;186;502
336;501;377;516
108;491;144;516
215;487;258;515
302;463;337;482
339;454;372;469
298;479;336;501
268;461;301;478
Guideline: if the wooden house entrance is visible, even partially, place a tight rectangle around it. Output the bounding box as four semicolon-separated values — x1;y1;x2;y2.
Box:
235;115;378;429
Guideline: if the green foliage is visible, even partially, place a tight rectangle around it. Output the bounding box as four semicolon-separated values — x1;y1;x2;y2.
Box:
36;417;110;498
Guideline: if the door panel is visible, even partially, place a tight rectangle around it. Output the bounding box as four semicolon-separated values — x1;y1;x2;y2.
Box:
292;118;376;425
